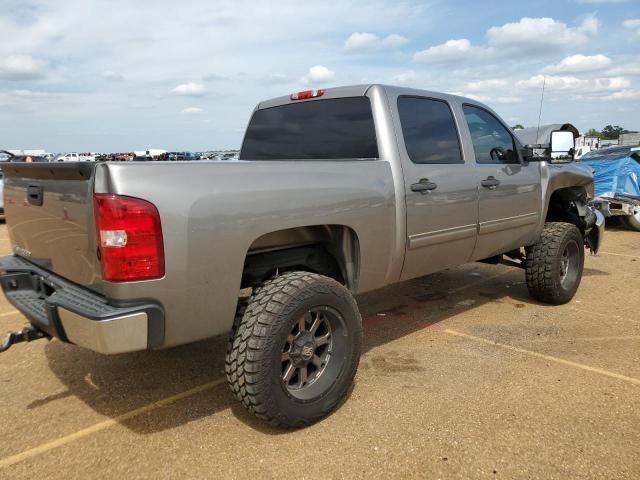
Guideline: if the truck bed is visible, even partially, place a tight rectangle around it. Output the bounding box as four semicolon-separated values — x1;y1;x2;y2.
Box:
2;160;398;346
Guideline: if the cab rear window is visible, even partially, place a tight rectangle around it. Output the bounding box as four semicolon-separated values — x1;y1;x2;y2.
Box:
240;97;378;160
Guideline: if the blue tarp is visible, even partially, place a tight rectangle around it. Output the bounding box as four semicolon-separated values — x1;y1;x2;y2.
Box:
580;149;640;200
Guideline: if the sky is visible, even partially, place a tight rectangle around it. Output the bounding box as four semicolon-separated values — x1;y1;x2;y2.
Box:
0;0;639;152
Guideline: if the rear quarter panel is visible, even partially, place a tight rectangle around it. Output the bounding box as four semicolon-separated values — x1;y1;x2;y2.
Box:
97;160;396;347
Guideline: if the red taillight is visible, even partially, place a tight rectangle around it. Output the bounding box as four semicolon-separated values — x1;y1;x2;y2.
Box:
290;89;325;100
93;193;164;282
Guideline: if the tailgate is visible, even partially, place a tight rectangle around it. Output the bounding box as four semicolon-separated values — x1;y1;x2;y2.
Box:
2;162;102;290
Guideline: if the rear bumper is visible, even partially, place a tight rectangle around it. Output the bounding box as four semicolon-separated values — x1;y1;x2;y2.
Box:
0;255;164;354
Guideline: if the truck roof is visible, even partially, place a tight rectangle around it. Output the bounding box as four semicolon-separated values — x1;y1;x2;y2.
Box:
256;84;474;111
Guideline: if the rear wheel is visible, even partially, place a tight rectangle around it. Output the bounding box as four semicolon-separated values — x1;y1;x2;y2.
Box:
225;271;362;428
621;207;640;232
525;222;584;305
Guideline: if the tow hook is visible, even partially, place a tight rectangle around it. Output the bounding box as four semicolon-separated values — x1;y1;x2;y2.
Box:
0;325;50;353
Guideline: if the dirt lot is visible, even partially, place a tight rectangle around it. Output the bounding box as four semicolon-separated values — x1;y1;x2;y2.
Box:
0;223;638;479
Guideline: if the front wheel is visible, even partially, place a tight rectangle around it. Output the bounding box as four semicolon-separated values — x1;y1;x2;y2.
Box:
525;222;585;305
225;272;362;428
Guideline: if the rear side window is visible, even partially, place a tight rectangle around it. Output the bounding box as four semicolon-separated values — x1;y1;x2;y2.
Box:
397;96;463;164
240;97;378;160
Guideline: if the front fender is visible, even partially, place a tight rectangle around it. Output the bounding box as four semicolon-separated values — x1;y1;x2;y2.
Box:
585;208;605;254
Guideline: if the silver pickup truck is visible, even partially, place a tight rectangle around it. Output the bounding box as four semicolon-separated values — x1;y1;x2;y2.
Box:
0;85;604;427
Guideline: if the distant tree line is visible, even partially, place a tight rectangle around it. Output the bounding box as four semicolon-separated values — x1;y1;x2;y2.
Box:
584;125;637;140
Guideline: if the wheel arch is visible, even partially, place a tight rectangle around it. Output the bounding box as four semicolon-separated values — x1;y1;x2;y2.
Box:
241;225;361;291
543;186;591;234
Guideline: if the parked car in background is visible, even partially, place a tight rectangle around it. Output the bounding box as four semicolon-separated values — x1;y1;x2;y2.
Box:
146;149;167;159
112;153;133;161
580;145;640;231
0;150;47;163
54;152;80;162
54;152;96;162
197;151;239;160
574;145;592;160
166;151;198;161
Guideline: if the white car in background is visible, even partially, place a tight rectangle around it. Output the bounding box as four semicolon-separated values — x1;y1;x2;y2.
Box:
54;152;80;162
54;152;96;162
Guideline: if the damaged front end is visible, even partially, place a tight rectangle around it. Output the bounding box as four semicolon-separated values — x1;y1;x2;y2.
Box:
585;207;605;254
544;177;605;255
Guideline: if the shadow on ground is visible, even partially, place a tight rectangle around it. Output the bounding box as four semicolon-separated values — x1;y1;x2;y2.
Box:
41;263;548;434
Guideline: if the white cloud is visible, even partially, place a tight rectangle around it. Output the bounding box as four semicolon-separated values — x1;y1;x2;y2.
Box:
460;93;491;102
542;54;612;74
0;55;48;80
414;39;485;63
415;16;601;67
487;16;598;53
263;73;289;84
465;79;508;91
607;59;640;76
300;65;335;84
602;89;640;100
171;82;206;96
623;18;640;39
451;92;522;104
181;107;204;114
344;32;408;51
381;34;409;49
9;89;50;98
389;70;429;87
494;96;523;104
390;70;417;84
517;74;631;93
0;1;637;152
102;71;124;81
517;75;586;90
577;14;599;36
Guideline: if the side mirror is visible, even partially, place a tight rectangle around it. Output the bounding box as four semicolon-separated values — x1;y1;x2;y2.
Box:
521;146;534;161
550;130;575;162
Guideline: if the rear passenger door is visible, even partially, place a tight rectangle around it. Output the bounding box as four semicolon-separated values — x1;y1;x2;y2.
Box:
461;104;542;260
396;96;479;281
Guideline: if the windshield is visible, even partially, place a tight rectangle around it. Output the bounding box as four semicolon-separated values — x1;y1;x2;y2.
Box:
240;97;378;160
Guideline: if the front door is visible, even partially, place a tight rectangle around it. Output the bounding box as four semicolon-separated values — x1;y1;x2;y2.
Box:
461;104;542;260
396;95;479;281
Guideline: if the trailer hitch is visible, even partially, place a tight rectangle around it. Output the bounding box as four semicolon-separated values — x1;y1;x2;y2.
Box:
0;325;50;353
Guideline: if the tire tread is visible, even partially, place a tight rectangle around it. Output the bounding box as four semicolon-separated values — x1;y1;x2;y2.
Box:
225;271;360;428
525;222;583;305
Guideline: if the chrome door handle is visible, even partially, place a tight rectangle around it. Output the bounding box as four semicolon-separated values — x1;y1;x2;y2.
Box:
481;176;500;189
410;179;438;193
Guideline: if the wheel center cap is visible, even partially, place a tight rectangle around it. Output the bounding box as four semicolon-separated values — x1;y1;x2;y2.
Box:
290;333;315;365
300;343;314;361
